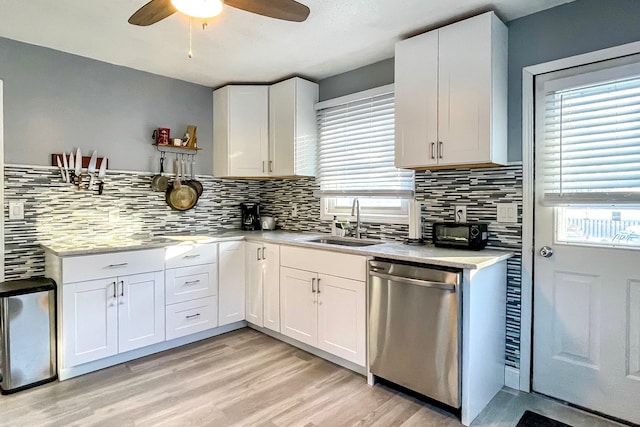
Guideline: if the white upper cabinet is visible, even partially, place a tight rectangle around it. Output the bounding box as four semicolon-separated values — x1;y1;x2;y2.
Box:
269;77;318;177
213;77;318;178
214;85;269;177
395;11;508;169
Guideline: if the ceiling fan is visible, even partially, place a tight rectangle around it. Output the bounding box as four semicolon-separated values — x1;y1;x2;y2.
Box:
128;0;311;26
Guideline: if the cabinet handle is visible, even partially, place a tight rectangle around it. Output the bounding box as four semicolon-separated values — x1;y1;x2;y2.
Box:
183;254;201;259
257;248;261;261
186;313;201;319
439;141;443;159
119;280;124;297
261;247;266;260
317;278;321;294
430;142;436;159
107;263;128;268
112;281;117;299
311;277;316;293
184;280;201;286
262;161;265;173
269;160;273;173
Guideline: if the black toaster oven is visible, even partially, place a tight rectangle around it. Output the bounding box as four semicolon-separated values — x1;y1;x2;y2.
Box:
432;222;489;250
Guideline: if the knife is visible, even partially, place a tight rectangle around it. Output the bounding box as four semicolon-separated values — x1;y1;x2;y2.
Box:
88;151;98;189
61;152;69;183
56;155;66;182
68;150;74;178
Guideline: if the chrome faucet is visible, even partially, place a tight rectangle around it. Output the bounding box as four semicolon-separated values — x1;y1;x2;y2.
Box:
351;198;361;239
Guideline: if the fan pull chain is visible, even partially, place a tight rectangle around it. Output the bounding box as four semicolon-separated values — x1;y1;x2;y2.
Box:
188;17;193;58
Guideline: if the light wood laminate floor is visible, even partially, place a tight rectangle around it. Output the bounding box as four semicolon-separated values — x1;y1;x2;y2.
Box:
0;328;624;427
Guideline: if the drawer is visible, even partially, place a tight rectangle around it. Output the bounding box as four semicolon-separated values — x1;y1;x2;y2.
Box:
280;246;366;281
62;249;164;283
166;296;218;340
165;243;217;269
166;264;218;305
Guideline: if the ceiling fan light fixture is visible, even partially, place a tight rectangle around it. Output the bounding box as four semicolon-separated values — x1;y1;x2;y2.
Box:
171;0;223;19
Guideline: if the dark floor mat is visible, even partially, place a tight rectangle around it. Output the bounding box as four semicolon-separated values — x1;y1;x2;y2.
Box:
516;410;572;427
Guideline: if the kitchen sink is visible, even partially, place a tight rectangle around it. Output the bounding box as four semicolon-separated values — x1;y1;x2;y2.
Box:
307;237;382;247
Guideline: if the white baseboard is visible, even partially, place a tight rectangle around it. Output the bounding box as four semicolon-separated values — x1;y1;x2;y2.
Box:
504;366;520;390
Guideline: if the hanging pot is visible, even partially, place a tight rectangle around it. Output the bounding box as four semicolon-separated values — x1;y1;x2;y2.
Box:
166;156;197;211
151;152;169;192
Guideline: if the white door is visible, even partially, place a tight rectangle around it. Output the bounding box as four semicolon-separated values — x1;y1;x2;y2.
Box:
245;242;264;327
317;274;366;366
62;278;118;367
262;243;281;332
218;241;246;325
118;271;165;353
280;267;317;346
533;63;640;424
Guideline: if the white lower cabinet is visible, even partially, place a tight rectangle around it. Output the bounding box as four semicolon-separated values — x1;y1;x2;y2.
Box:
245;242;280;331
62;271;165;367
166;296;218;340
280;265;366;366
218;241;246;326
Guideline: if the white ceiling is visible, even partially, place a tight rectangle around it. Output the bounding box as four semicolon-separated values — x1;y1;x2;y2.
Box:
0;0;574;88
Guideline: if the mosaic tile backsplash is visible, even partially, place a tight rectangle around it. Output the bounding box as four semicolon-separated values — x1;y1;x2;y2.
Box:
4;163;522;369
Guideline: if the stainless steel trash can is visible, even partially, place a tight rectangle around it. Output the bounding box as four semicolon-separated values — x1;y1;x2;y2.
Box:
0;277;57;394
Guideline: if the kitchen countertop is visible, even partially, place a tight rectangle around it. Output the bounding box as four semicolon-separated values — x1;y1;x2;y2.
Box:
41;230;514;270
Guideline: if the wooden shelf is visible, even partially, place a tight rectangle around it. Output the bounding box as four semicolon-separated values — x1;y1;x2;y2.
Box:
153;143;202;154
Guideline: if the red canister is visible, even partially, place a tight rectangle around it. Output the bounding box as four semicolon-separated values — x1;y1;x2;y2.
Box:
153;128;170;145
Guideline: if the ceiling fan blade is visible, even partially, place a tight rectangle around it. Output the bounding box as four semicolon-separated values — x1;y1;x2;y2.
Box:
128;0;177;26
224;0;310;22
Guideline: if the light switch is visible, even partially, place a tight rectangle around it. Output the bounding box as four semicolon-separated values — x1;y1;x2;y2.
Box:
497;203;518;223
9;201;24;220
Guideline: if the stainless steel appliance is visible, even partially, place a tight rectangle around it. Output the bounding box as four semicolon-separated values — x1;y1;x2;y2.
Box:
368;259;461;408
240;203;261;230
432;222;488;250
0;278;57;394
260;216;276;230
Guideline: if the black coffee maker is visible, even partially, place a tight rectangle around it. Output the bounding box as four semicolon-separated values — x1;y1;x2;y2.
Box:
240;203;261;230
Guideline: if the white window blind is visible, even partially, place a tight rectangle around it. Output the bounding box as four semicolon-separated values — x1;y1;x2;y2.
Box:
542;64;640;205
316;87;414;198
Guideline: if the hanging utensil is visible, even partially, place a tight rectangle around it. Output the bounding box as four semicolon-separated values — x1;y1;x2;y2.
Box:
56;155;65;182
151;152;169;192
87;151;98;190
61;152;69;183
98;157;107;180
188;155;203;197
68;151;75;180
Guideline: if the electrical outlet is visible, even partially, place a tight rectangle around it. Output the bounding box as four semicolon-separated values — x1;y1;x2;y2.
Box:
454;205;467;223
9;201;24;220
291;203;298;217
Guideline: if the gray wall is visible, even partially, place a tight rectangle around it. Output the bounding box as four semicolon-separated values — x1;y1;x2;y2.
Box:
0;37;213;173
318;0;640;162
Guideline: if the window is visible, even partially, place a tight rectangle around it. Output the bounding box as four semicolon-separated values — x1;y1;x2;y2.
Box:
315;85;414;223
539;58;640;248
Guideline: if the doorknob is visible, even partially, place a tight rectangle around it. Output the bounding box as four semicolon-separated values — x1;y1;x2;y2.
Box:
539;246;554;258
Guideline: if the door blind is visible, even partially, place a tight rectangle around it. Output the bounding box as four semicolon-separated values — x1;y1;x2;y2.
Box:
316;90;414;197
542;73;640;205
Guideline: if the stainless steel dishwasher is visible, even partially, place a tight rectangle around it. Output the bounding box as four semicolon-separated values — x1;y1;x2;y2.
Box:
368;258;461;408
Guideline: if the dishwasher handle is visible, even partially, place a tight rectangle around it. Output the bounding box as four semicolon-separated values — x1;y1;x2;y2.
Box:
369;271;456;292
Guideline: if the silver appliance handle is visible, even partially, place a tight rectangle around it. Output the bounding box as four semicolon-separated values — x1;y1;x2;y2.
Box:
369;271;456;292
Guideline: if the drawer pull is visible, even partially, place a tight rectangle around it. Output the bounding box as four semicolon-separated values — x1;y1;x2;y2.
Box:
107;262;128;268
183;254;201;259
184;280;201;286
186;313;201;319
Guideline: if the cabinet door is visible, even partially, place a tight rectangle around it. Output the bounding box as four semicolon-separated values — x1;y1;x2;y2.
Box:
118;271;165;353
62;278;118;367
280;267;317;347
245;242;264;327
269;78;318;177
229;86;269;176
394;30;439;168
437;12;493;166
262;243;281;332
317;274;366;366
218;241;246;326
